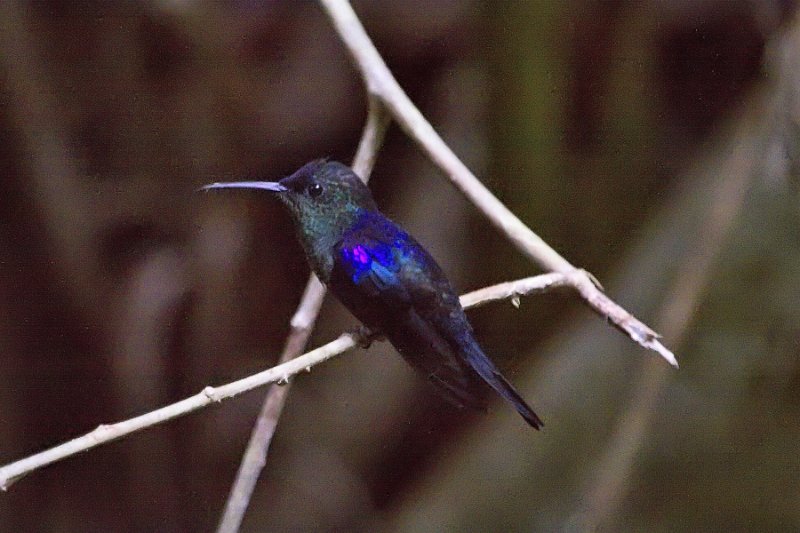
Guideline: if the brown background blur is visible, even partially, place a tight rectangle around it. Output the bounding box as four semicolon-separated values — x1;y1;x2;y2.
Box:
1;1;799;532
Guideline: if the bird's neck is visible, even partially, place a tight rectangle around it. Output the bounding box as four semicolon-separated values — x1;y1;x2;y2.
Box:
295;208;371;283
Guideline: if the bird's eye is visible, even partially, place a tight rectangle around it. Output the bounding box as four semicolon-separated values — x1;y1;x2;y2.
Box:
307;182;323;198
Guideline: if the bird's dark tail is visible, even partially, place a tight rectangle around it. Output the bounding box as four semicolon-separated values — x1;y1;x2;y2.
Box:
462;342;543;429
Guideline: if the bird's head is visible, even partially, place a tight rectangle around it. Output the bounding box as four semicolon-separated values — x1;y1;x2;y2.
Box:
202;160;378;260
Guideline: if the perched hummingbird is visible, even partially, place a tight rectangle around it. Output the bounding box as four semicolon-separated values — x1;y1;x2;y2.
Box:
203;160;542;428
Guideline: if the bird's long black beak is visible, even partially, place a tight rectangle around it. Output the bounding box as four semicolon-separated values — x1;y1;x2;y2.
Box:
200;181;288;193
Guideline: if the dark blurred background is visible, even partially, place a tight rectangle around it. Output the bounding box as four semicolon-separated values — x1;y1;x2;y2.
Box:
1;1;799;531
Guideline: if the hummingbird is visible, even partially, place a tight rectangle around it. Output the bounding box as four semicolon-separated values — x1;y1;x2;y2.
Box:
203;160;542;428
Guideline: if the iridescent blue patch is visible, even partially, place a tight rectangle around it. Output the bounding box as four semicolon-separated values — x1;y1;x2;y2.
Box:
341;241;401;286
351;245;369;265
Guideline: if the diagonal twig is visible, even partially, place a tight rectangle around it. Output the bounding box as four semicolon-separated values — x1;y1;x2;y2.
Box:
0;272;568;492
215;97;391;533
318;0;676;367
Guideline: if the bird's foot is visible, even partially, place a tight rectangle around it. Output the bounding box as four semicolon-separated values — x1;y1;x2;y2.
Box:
349;325;383;348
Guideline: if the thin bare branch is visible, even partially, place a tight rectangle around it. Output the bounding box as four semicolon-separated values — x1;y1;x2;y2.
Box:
215;98;391;533
317;0;676;367
460;272;568;309
0;273;565;492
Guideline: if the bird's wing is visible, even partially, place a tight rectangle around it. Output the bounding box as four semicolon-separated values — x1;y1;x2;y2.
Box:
331;216;543;428
331;219;489;410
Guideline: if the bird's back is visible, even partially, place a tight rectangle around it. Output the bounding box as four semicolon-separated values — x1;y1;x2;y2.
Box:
328;210;542;429
328;212;488;404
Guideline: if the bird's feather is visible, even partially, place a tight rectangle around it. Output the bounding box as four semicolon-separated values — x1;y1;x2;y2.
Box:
330;211;542;428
